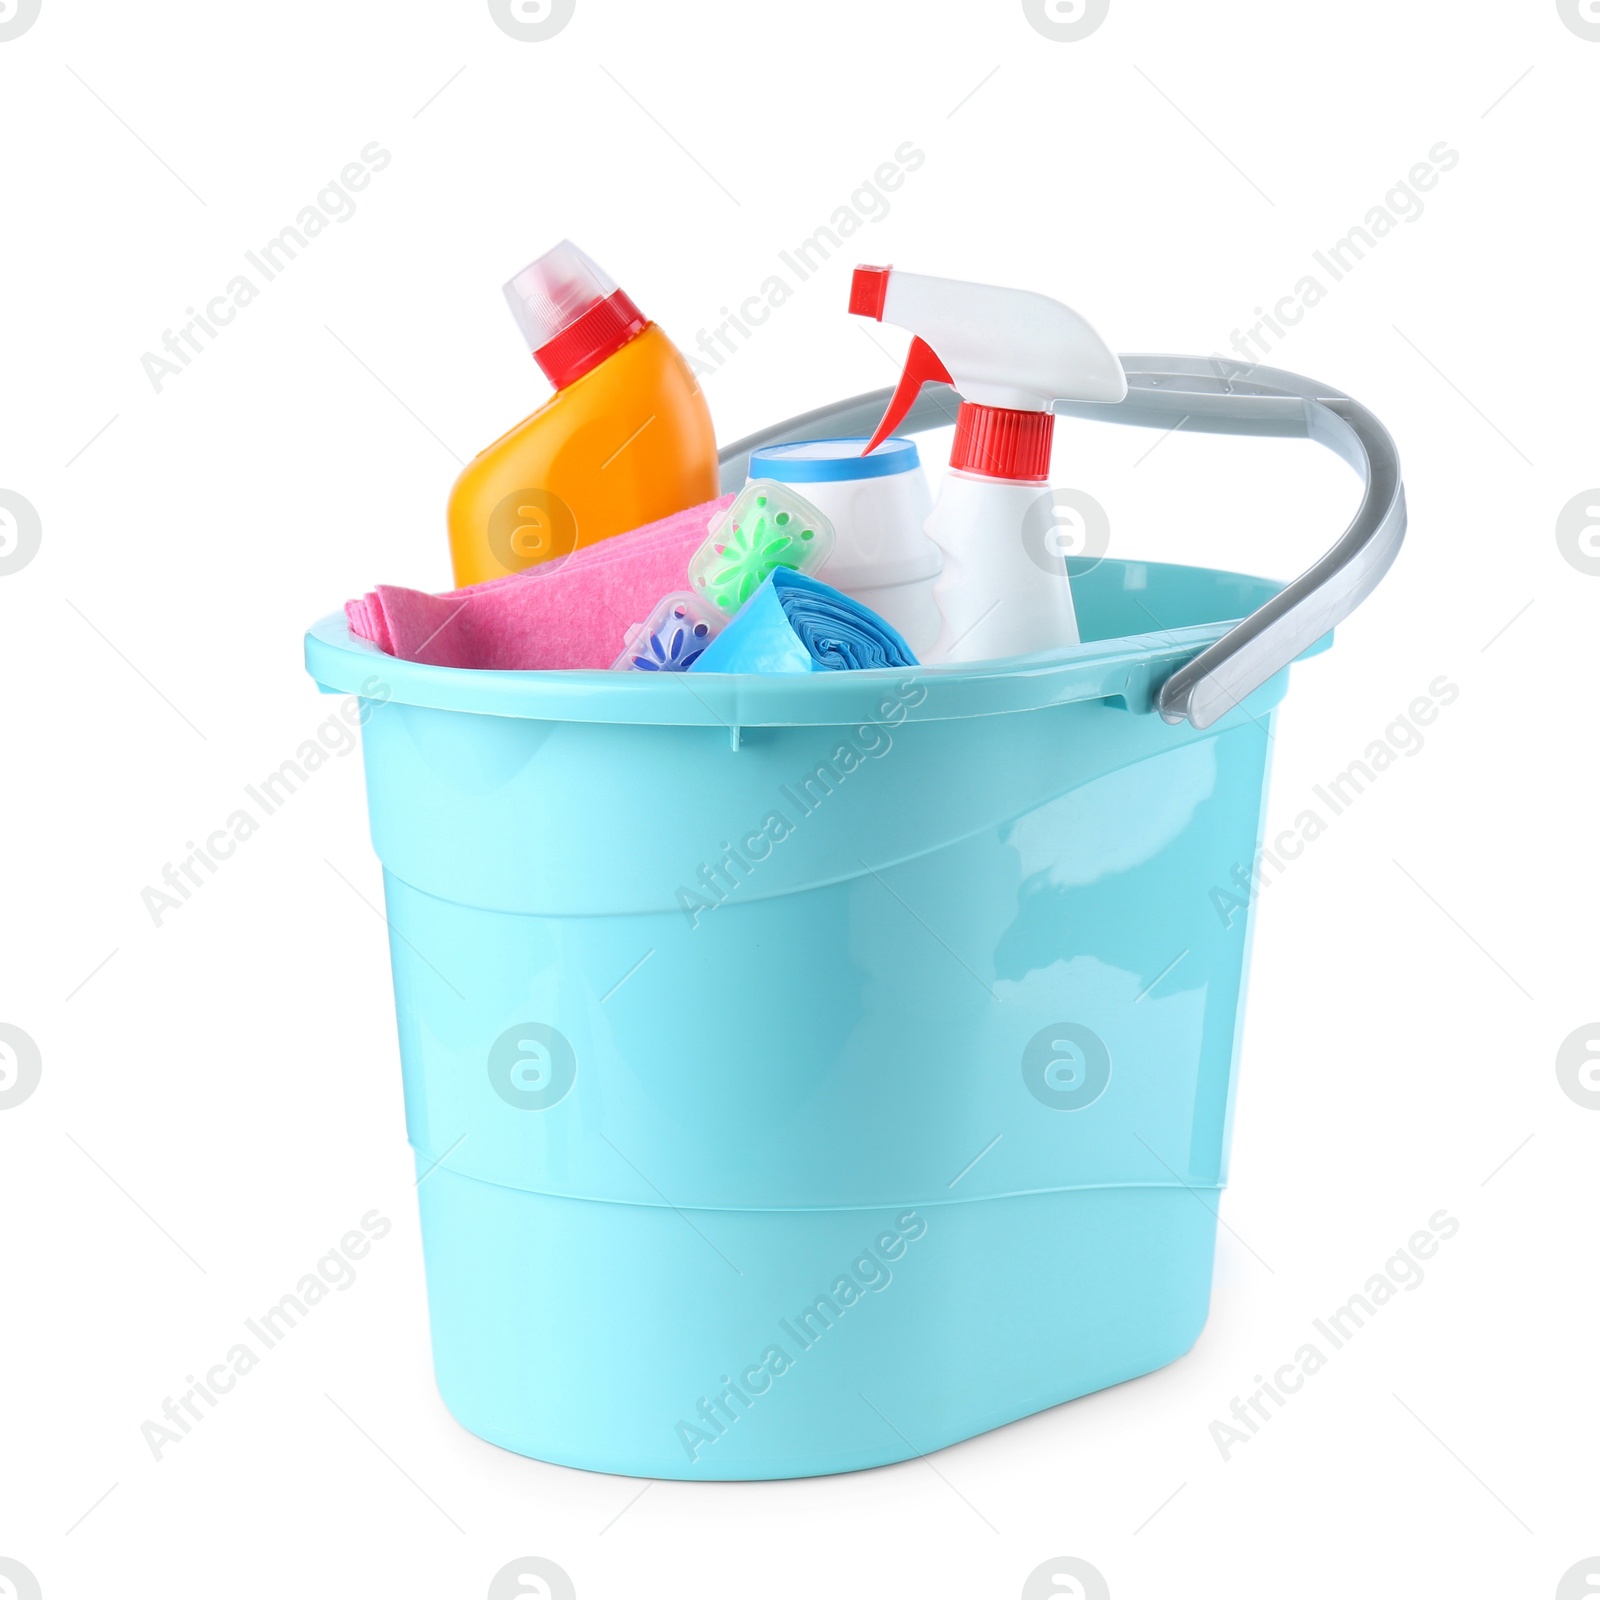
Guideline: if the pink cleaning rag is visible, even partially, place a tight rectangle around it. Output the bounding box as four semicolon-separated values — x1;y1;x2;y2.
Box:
346;495;733;671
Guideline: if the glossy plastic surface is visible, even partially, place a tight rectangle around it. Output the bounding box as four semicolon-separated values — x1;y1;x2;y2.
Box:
307;557;1325;1479
446;324;718;586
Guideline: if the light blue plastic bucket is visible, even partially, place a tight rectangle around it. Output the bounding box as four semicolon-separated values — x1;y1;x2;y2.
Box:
304;364;1404;1480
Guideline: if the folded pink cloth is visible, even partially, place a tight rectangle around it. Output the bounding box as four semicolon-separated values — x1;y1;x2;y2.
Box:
346;495;733;671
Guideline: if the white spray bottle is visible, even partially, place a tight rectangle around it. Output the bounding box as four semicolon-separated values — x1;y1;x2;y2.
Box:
849;265;1127;662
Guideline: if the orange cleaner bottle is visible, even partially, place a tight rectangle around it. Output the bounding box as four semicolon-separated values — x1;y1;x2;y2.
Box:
446;240;719;587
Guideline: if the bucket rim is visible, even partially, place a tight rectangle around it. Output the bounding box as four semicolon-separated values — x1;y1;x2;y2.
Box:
306;557;1321;728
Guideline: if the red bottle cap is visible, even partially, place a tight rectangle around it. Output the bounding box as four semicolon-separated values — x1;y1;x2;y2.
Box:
531;288;647;388
950;402;1054;482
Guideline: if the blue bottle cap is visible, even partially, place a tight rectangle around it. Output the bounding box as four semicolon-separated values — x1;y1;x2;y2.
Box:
748;436;921;484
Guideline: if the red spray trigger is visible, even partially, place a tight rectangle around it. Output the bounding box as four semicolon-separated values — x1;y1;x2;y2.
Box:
861;336;953;456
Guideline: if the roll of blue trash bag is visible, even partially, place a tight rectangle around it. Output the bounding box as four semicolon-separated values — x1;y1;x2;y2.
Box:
690;567;917;674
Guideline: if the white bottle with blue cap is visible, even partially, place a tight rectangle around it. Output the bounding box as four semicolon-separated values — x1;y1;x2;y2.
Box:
744;435;941;656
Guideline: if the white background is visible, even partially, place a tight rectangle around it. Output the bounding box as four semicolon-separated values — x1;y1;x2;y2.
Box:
2;1;1596;1596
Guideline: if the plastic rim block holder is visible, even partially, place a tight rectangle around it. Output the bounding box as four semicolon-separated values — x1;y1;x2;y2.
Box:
305;358;1404;1481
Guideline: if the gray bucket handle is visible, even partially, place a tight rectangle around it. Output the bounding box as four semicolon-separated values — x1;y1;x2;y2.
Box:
717;355;1406;729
